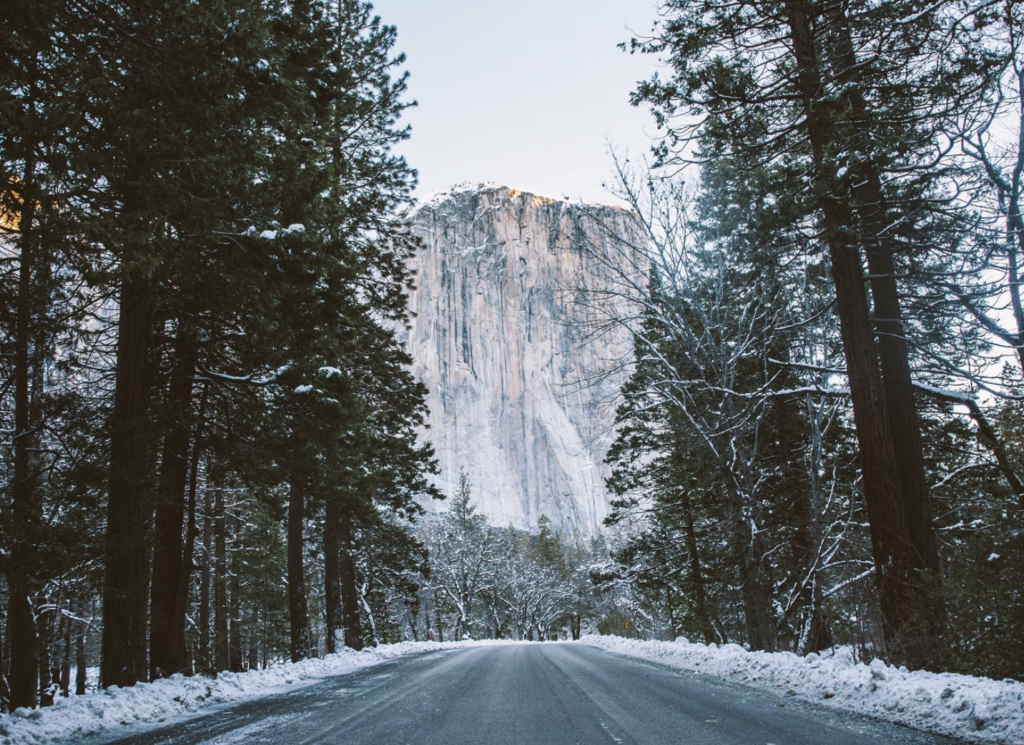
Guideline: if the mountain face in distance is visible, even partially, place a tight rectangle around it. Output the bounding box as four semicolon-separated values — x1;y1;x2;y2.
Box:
403;184;638;533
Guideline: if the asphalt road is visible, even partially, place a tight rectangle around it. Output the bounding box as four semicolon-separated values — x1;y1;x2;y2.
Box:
79;643;961;745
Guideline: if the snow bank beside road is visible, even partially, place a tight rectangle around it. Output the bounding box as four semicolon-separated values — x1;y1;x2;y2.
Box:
583;635;1024;744
0;641;493;745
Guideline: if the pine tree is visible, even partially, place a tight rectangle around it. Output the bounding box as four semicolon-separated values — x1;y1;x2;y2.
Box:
626;0;1003;669
1;0;111;705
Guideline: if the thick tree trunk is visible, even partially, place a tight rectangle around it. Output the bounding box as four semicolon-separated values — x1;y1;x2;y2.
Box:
7;591;36;710
287;480;310;662
214;484;229;672
9;187;39;709
785;0;942;669
323;499;343;654
150;333;197;679
339;511;363;650
824;4;943;662
102;272;155;688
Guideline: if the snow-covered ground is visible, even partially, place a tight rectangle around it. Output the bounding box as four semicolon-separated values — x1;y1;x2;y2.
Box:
583;635;1024;745
10;637;1022;744
0;641;503;745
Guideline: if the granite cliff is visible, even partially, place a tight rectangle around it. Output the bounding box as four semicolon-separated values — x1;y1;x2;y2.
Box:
403;184;638;534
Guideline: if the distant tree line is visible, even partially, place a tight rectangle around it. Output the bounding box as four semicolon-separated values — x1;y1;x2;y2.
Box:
408;471;615;644
580;0;1024;679
0;0;440;710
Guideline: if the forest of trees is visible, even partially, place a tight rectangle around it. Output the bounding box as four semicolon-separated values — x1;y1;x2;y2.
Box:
577;0;1024;680
0;0;444;710
3;0;1024;718
409;472;616;645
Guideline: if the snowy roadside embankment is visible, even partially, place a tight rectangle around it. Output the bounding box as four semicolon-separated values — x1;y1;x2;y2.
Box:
583;635;1024;744
0;640;494;745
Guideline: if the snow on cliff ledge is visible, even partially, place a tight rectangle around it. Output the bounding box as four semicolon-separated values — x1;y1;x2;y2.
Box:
584;635;1024;744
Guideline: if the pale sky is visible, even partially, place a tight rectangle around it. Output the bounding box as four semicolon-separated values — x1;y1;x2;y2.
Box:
370;0;665;205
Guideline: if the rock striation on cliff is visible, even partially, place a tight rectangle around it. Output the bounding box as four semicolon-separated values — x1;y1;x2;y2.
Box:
403;184;639;534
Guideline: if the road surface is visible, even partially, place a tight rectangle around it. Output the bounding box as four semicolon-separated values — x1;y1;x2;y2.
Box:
78;643;960;745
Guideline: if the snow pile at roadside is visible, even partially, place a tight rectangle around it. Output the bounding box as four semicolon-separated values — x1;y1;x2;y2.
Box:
0;640;493;745
583;635;1024;745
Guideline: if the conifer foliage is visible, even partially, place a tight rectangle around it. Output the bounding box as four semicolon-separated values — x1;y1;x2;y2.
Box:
0;0;437;706
592;0;1024;676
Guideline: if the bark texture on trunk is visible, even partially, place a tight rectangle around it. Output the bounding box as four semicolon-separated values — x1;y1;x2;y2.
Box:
101;270;156;689
323;498;344;655
60;621;71;697
785;0;942;669
823;5;943;653
9;186;40;709
7;592;36;710
76;617;86;696
339;511;364;651
287;480;310;662
149;333;197;679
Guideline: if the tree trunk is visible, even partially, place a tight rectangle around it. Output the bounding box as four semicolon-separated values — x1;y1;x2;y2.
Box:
75;616;86;696
7;590;36;710
323;498;343;654
102;271;156;688
720;467;775;653
287;480;310;662
735;515;776;652
358;585;378;648
174;383;207;676
198;481;213;673
9;182;40;709
784;0;942;669
339;511;363;650
823;2;943;661
229;548;243;673
0;596;8;706
214;484;229;672
150;332;197;679
680;489;717;645
247;630;258;671
60;620;71;698
37;613;52;706
772;392;832;653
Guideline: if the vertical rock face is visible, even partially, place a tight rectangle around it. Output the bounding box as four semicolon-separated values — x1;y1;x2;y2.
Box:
403;184;637;534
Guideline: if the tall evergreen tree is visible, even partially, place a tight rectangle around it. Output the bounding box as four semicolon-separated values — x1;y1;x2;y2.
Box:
627;0;1000;669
